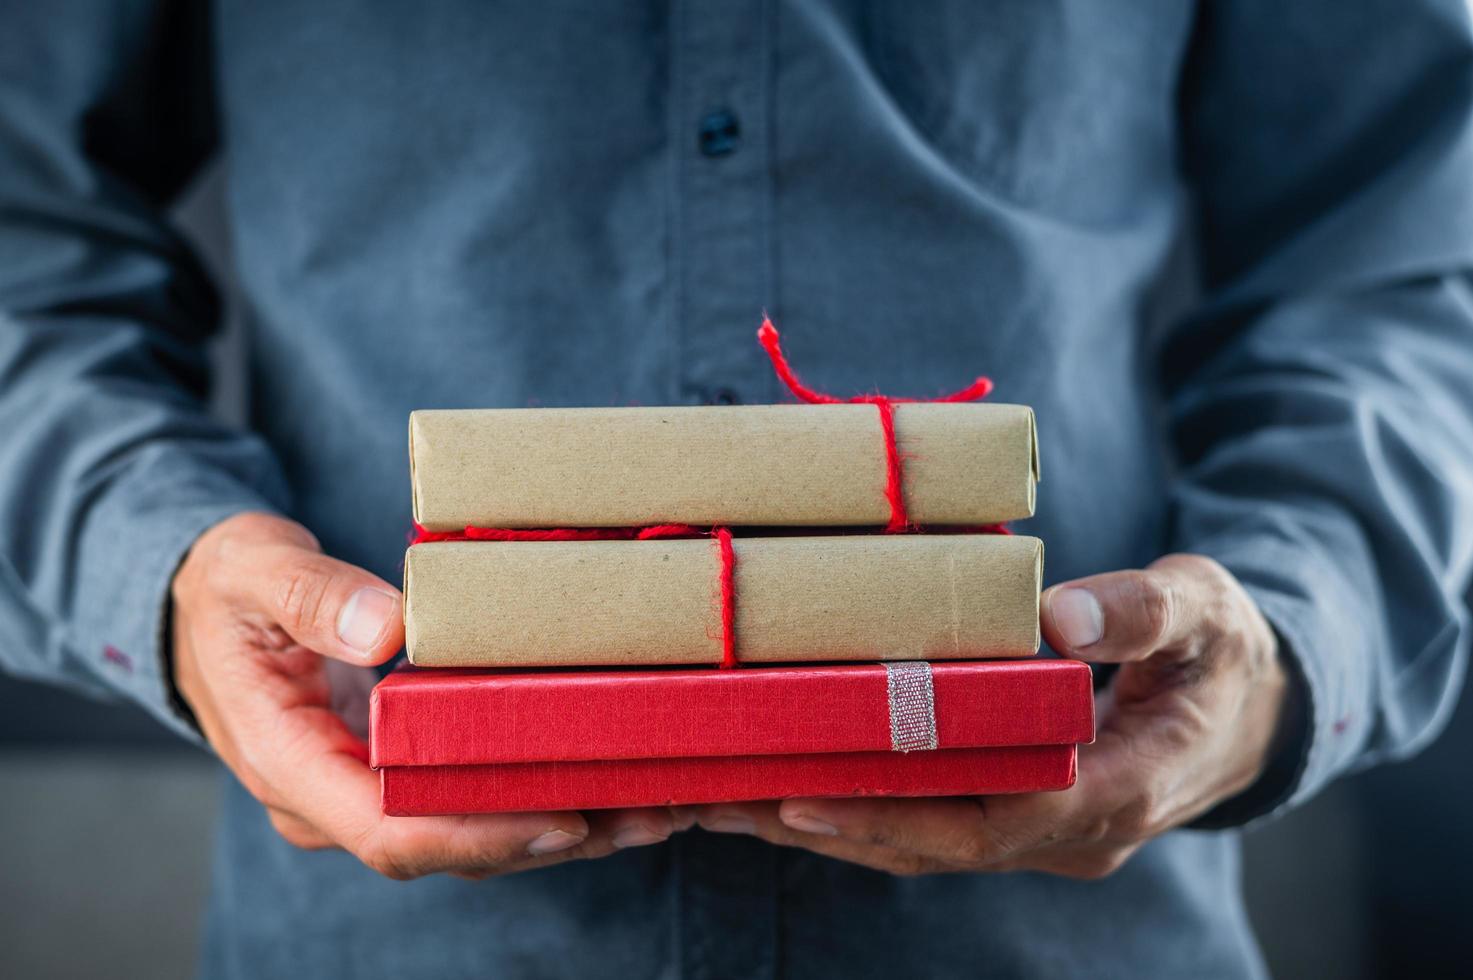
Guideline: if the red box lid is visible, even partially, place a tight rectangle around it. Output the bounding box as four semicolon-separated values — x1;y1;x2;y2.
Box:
370;660;1094;767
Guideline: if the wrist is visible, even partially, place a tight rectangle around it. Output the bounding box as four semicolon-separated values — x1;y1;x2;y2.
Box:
1192;629;1309;830
161;578;204;736
168;510;309;731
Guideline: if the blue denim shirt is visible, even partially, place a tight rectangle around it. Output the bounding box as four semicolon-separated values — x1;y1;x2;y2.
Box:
4;2;1473;977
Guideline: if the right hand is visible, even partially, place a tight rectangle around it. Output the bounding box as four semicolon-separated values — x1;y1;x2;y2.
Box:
170;511;676;879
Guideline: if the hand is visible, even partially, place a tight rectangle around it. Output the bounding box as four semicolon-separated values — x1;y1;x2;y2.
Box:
689;554;1289;878
171;512;674;880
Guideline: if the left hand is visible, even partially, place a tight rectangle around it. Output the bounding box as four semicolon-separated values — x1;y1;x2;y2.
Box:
687;554;1289;878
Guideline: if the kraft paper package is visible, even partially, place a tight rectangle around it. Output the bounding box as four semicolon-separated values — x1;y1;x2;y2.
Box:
371;661;1094;814
409;403;1039;531
405;533;1042;667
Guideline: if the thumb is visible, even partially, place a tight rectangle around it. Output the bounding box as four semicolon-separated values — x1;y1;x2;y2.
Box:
1041;555;1215;663
244;541;404;666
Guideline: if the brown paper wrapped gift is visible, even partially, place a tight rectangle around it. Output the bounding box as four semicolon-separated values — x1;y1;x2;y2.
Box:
410;404;1039;531
405;533;1042;667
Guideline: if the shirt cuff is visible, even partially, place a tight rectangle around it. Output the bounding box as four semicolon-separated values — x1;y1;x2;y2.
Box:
1182;537;1375;828
70;456;285;743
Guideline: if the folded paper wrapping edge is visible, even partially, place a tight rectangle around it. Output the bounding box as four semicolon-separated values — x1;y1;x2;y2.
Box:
403;533;1044;667
402;547;417;665
380;744;1079;814
369;660;1095;767
1028;406;1040;501
409;403;1039;530
408;412;421;529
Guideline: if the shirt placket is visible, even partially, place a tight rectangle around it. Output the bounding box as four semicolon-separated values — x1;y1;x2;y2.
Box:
668;0;777;409
668;1;781;978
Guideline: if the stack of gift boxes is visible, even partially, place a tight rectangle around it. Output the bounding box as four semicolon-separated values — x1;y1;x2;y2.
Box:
370;334;1094;815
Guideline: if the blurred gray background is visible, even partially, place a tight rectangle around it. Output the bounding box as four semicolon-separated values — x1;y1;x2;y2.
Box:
2;170;1470;980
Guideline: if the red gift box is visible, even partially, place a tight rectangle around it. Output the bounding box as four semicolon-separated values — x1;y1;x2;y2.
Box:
371;660;1095;814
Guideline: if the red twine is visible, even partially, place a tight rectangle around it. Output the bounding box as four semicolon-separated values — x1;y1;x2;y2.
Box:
411;523;701;543
756;316;994;533
411;317;1004;667
713;527;736;669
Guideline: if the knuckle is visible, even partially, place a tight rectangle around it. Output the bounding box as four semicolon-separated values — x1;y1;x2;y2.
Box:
857;822;906;852
464;839;529;871
1135;571;1177;645
1067;849;1133;881
1156;705;1211;748
350;826;420;881
1159;553;1227;585
273;558;332;634
954;821;1017;867
267;812;322;851
1114;792;1168;842
951;834;992;867
1114;808;1153;842
1077;814;1113;846
363;846;416;881
560;836;613;864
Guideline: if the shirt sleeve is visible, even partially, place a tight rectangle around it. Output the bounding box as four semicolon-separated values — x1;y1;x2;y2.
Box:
0;0;289;739
1169;0;1473;824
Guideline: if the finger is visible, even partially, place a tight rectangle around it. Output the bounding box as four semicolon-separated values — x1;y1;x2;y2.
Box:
240;545;404;666
266;806;334;850
773;795;1073;870
990;839;1142;880
593;807;676;850
695;803;952;876
324;658;379;740
1041;554;1226;662
765;722;1151;870
262;701;595;879
439;810;679;879
775;797;1003;866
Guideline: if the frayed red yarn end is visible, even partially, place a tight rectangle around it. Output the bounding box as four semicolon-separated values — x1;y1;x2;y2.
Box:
757;317;841;405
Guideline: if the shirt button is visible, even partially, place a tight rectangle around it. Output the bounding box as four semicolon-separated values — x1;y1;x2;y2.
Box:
698;109;740;157
680;385;743;405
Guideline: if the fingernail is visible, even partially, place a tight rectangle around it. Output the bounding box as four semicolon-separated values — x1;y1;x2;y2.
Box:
1050;588;1103;649
336;588;398;655
782;812;838;836
612;824;668;849
527;830;584;856
705;814;756;835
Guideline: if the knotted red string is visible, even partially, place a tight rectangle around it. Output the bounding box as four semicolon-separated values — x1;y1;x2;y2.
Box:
411;317;1003;668
756;316;994;533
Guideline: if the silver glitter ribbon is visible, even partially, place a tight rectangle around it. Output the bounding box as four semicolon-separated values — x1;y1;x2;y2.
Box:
884;661;938;752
